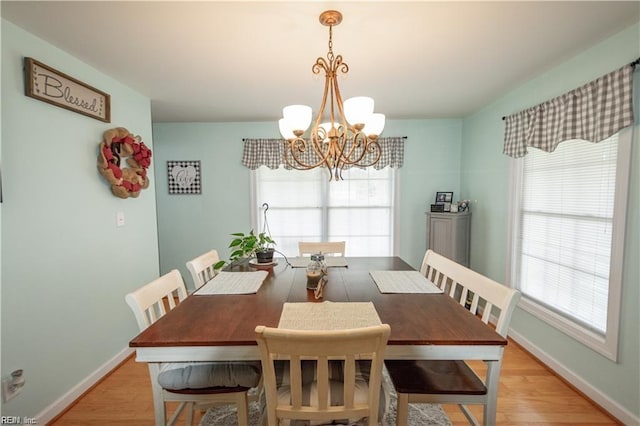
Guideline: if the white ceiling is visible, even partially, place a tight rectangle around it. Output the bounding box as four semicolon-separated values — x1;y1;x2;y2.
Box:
2;1;639;123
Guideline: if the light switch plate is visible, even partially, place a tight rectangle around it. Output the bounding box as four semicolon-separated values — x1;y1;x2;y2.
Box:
116;211;125;227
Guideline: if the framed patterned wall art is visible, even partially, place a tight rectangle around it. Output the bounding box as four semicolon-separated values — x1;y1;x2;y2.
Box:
167;160;201;194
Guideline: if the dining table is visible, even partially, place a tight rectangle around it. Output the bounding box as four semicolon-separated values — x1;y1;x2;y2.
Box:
129;256;507;424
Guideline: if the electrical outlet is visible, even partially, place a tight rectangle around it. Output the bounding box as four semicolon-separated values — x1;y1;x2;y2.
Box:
2;370;25;402
2;378;19;402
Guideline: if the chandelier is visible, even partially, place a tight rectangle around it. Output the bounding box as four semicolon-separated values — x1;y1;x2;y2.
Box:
278;10;385;181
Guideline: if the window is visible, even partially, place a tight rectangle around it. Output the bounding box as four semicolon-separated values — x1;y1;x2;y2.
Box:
251;166;398;257
507;130;631;361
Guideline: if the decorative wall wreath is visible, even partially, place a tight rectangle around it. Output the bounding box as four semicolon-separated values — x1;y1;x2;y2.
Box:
97;127;152;199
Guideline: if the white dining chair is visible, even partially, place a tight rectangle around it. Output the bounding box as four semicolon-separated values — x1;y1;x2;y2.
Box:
185;249;219;292
125;269;261;425
255;324;390;426
386;249;521;425
298;241;346;257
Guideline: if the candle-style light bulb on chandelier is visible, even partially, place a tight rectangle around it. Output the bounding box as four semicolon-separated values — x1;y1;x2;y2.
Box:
278;10;385;181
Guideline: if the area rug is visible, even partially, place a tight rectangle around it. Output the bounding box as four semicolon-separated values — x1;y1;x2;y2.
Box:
199;369;451;425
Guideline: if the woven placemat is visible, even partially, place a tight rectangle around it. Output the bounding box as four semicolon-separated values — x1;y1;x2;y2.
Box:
278;301;381;330
289;256;348;268
194;271;268;295
370;270;443;294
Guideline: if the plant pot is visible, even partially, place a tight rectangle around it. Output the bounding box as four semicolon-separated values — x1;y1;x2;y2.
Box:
255;248;275;264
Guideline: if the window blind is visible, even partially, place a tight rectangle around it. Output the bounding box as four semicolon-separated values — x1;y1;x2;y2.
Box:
254;167;396;257
516;134;618;334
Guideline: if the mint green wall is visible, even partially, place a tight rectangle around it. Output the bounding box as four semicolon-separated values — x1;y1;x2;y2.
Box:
153;121;273;290
387;119;463;268
152;119;462;290
461;23;640;417
1;20;159;417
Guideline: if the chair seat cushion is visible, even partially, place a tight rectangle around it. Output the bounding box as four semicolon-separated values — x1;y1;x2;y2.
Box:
157;361;261;390
385;360;486;395
271;360;386;425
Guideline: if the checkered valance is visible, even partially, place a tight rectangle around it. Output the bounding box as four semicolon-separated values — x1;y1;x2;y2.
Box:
242;137;405;170
503;63;635;158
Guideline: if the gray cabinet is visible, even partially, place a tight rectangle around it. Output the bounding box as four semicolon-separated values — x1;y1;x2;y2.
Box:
425;211;471;267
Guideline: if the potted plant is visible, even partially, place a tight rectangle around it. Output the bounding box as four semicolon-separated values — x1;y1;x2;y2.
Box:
215;203;278;270
214;230;276;270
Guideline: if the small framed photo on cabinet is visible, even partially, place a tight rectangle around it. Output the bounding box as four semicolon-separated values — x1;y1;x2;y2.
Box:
435;191;453;211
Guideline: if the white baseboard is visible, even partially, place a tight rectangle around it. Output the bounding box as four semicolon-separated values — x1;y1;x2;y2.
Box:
508;328;640;426
36;347;134;424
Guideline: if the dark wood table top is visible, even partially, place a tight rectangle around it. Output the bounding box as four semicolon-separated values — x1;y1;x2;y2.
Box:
129;257;506;349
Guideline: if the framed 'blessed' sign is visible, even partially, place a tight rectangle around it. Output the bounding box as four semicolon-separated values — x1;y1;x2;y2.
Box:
24;57;111;122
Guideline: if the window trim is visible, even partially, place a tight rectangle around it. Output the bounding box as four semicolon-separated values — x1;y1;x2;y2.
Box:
392;171;401;256
506;128;632;362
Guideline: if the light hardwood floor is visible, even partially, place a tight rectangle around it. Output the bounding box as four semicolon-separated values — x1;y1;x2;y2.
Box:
50;339;620;425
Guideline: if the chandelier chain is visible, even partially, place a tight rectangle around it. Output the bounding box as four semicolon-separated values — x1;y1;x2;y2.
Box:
327;24;334;63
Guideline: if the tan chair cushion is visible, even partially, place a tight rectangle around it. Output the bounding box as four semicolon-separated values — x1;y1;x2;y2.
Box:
158;361;261;390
